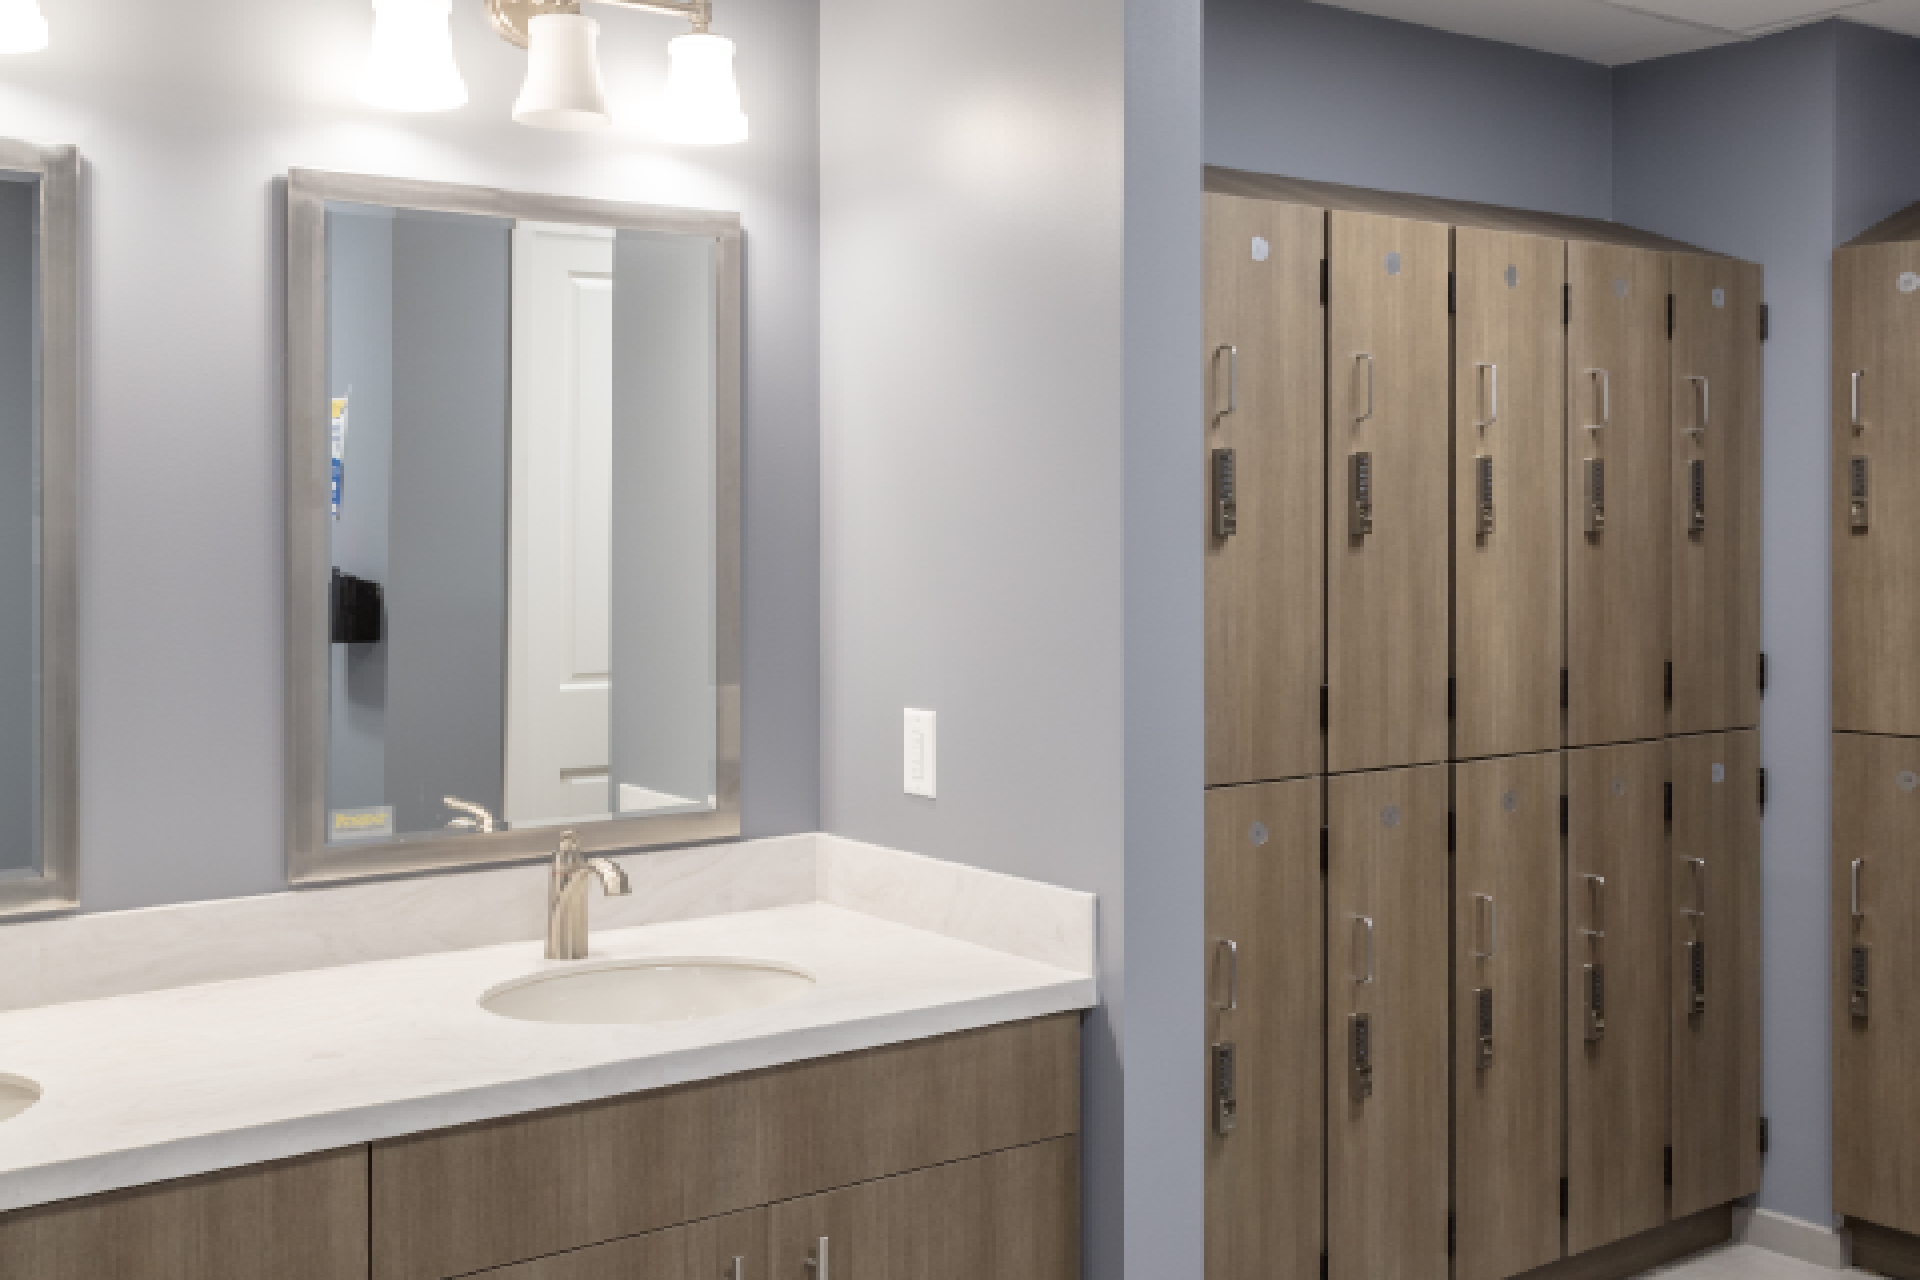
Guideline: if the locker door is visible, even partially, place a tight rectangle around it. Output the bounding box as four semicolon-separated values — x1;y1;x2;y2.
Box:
1834;244;1920;735
1326;765;1448;1280
1565;740;1670;1256
1671;257;1763;735
1833;733;1920;1235
1205;195;1326;786
1566;244;1670;749
1327;212;1449;775
1670;731;1762;1215
1205;779;1323;1280
1453;751;1563;1280
1453;229;1565;762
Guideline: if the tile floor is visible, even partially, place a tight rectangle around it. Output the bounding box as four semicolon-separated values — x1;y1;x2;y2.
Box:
1642;1244;1872;1277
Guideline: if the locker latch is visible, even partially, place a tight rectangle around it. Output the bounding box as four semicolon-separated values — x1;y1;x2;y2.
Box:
1349;451;1373;538
1475;454;1494;537
1851;456;1871;532
1349;1012;1373;1101
1583;963;1605;1042
1211;1041;1238;1134
1686;938;1706;1017
1582;458;1604;535
1852;944;1871;1021
1212;447;1237;539
1475;987;1493;1070
1687;459;1706;534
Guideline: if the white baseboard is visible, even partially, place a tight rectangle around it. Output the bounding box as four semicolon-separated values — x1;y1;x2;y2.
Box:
1733;1204;1853;1270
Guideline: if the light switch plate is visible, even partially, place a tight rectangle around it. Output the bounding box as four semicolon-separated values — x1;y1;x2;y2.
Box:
904;708;937;799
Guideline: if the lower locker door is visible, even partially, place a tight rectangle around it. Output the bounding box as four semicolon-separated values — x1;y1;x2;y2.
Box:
1327;765;1448;1280
1566;740;1670;1256
1454;752;1564;1280
1670;731;1762;1216
1205;779;1324;1279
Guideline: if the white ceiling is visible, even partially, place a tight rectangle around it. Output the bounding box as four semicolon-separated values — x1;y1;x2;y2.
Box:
1310;0;1920;65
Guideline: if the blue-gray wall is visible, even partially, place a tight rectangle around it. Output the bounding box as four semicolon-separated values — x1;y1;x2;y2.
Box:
0;178;35;876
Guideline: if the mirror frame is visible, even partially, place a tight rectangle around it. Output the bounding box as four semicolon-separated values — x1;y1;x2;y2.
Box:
284;169;743;886
0;140;78;918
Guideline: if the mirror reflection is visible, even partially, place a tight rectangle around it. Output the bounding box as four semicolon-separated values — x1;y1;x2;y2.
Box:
322;201;720;850
0;170;36;880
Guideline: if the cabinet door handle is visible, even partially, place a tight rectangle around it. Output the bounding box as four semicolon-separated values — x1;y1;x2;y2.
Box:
1686;375;1709;437
1853;369;1866;432
1215;938;1239;1010
1213;344;1236;424
727;1257;745;1280
804;1237;829;1280
1587;368;1609;431
1582;874;1606;940
1355;353;1374;423
1683;857;1707;920
1475;362;1498;429
1353;914;1375;985
1471;893;1496;960
1854;858;1866;921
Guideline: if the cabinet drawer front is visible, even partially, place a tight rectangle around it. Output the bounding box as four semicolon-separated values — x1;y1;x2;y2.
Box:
474;1207;765;1280
372;1015;1080;1280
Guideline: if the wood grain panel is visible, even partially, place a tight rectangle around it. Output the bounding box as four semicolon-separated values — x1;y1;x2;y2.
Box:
1453;751;1563;1280
1204;194;1325;786
372;1016;1080;1280
1205;778;1323;1280
1565;243;1670;748
1833;243;1920;735
1327;212;1450;774
1513;1205;1730;1280
1669;731;1761;1216
0;1147;367;1280
1833;733;1920;1234
1850;1216;1920;1279
1565;740;1670;1256
473;1208;766;1280
1326;765;1449;1279
766;1138;1079;1280
1670;257;1763;735
1453;229;1566;762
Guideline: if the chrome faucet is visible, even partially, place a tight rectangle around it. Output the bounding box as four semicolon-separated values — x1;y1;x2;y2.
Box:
546;830;631;960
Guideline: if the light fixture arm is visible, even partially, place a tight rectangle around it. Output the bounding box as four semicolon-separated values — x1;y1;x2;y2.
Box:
486;0;712;48
595;0;712;33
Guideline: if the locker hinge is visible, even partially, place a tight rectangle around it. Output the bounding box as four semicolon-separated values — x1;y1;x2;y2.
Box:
1665;781;1673;824
1667;293;1675;339
1448;812;1456;853
1320;259;1329;308
1320;826;1329;873
1760;1116;1771;1155
1448;676;1457;719
1759;652;1768;694
1320;684;1328;731
1563;283;1571;327
1664;1146;1673;1186
1665;660;1674;703
1759;767;1768;811
1560;795;1568;836
1448;1212;1457;1257
1449;271;1457;316
1560;1177;1569;1219
1561;667;1569;709
1760;303;1770;342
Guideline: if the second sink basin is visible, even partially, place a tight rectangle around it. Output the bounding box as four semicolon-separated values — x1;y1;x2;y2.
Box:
0;1074;40;1123
480;958;815;1026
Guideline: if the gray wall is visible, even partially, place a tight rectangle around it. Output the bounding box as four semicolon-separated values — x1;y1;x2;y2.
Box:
0;0;818;912
1206;0;1614;218
0;179;35;875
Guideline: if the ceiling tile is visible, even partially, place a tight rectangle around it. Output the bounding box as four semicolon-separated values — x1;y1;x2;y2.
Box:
1845;0;1920;35
1309;0;1742;62
1600;0;1865;31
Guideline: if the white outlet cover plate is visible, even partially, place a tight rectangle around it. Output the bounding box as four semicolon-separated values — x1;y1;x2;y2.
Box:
904;709;937;799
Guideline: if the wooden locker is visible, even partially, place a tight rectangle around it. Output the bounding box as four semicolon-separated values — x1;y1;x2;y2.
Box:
1566;243;1670;749
1565;739;1670;1256
1327;212;1450;775
1326;765;1448;1280
1833;732;1920;1236
1205;779;1323;1280
1452;751;1563;1280
1670;257;1763;736
1205;195;1326;786
1452;228;1566;762
1833;239;1920;735
1669;731;1762;1216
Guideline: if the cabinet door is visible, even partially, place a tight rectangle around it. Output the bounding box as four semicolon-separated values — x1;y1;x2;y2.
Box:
1834;244;1920;735
1833;733;1920;1234
1453;751;1563;1280
1205;778;1322;1280
1566;243;1670;749
1327;211;1450;775
1326;765;1448;1280
1452;228;1565;762
1565;740;1670;1256
1204;194;1325;786
478;1209;766;1280
1671;257;1763;735
766;1138;1078;1280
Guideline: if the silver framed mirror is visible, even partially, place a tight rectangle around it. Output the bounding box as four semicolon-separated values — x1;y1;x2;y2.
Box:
285;169;741;886
0;140;77;918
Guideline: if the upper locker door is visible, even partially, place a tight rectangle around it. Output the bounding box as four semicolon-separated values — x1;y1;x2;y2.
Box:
1453;228;1566;762
1205;196;1326;787
1565;740;1670;1257
1326;765;1448;1280
1205;779;1323;1280
1566;244;1671;749
1670;731;1762;1216
1834;243;1920;735
1832;733;1920;1235
1452;751;1563;1280
1327;213;1449;775
1671;258;1764;735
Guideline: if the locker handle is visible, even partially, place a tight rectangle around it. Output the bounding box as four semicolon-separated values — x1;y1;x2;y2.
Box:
1471;892;1497;960
1215;937;1239;1010
727;1258;745;1280
1853;858;1865;921
1213;344;1236;424
1683;857;1707;921
1353;914;1375;985
1853;370;1866;433
1355;353;1374;423
1587;368;1609;431
804;1237;829;1280
1475;362;1498;430
1686;375;1709;437
1582;874;1606;940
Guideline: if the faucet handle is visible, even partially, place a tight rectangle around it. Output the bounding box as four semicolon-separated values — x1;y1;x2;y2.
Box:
555;829;580;863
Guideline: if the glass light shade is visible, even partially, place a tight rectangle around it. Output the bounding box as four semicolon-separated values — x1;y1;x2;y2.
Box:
0;0;48;55
658;33;747;145
360;0;467;112
513;13;610;131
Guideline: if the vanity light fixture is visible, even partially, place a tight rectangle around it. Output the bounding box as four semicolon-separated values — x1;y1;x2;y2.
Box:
0;0;48;54
360;0;470;112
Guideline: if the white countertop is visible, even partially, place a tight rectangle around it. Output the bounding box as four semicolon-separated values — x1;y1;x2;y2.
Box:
0;837;1097;1215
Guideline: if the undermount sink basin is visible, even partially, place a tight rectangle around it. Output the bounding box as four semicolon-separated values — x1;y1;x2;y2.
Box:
480;958;815;1026
0;1074;40;1123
